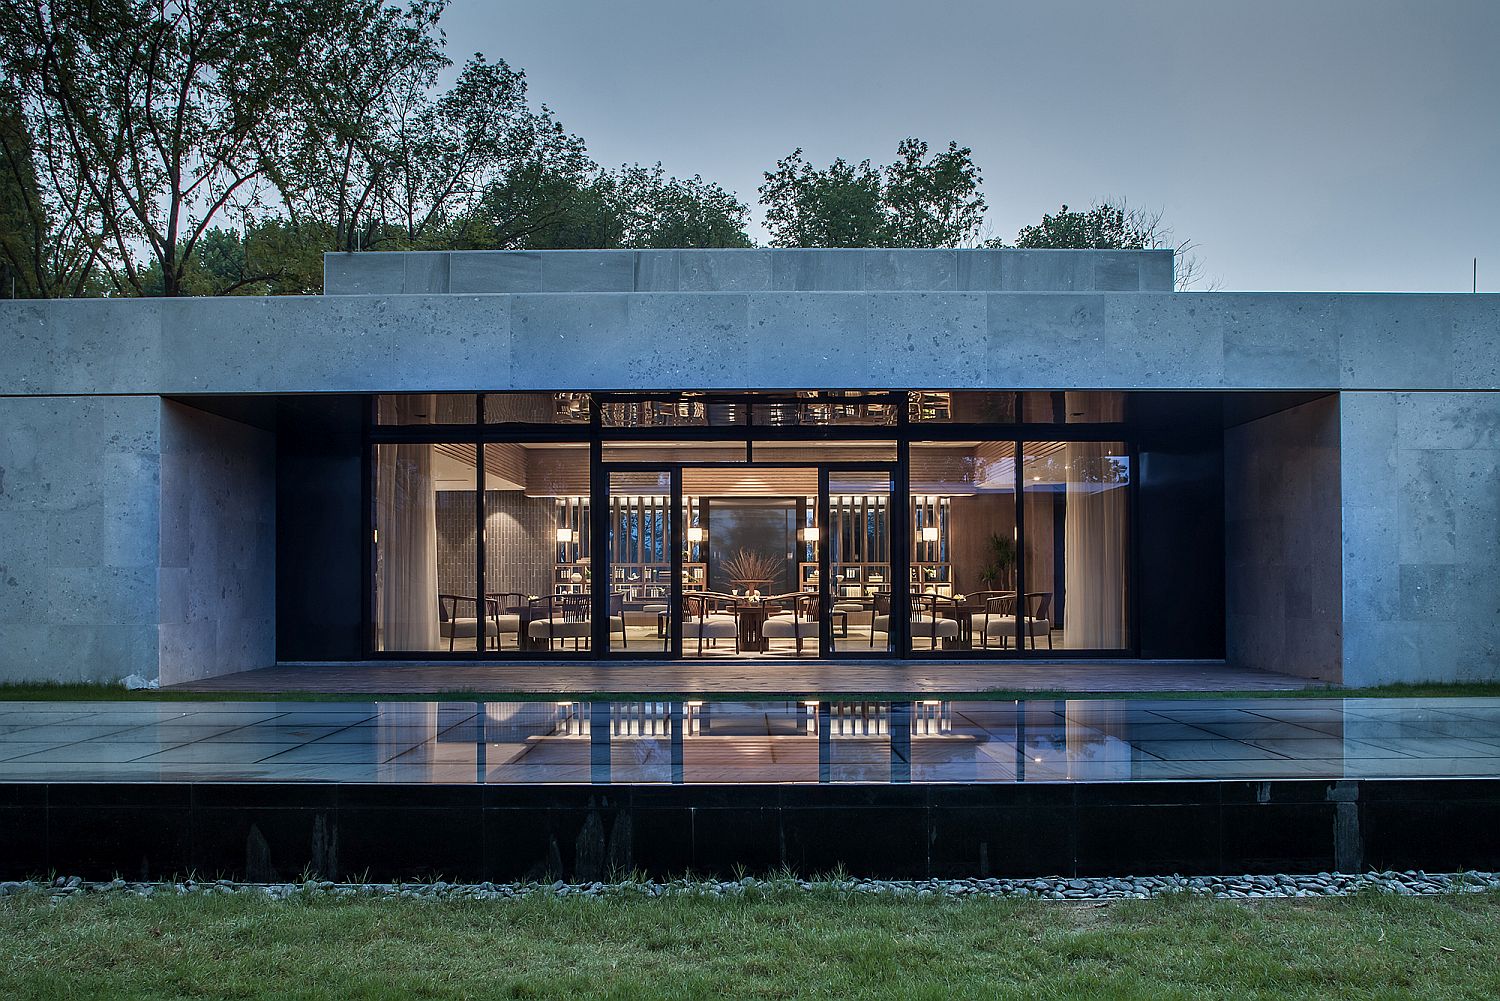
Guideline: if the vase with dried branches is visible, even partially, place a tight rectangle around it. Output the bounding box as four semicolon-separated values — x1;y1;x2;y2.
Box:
722;547;785;597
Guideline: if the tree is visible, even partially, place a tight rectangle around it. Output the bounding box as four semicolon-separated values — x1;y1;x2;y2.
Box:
759;139;986;248
883;139;986;247
597;164;752;249
759;150;887;247
0;81;109;297
0;0;339;296
455;162;752;250
134;218;326;295
1005;199;1213;290
1013;202;1150;250
270;0;593;256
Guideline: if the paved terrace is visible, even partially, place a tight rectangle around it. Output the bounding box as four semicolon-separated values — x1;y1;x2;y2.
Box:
3;697;1498;785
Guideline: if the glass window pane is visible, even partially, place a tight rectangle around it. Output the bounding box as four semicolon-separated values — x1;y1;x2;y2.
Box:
482;443;590;654
676;468;823;658
1023;441;1130;650
752;393;898;427
1020;391;1126;423
828;470;893;655
599;395;731;427
911;442;1018;655
750;440;897;463
909;392;1017;423
374;443;477;652
483;392;590;424
908;391;1125;423
602;440;748;463
375;394;476;425
607;471;673;655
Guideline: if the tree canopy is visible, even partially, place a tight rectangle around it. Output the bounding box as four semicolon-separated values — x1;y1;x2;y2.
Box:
759;139;986;248
0;0;752;296
1006;200;1210;289
0;2;1209;296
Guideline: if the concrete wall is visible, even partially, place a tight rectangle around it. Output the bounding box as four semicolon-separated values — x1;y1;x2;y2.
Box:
158;402;276;685
0;396;161;683
1341;392;1500;685
325;248;1177;295
1225;397;1343;681
3;291;1497;397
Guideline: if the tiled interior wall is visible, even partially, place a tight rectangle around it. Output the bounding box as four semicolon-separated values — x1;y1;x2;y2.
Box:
436;490;554;599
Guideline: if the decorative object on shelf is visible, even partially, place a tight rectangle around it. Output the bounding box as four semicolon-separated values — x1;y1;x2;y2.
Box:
570;571;583;583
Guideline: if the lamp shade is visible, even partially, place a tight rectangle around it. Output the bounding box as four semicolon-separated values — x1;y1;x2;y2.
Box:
686;527;705;543
798;526;821;542
920;526;940;542
556;528;574;544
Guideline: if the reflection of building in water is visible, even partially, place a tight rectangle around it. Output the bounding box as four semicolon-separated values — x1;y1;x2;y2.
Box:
376;700;985;785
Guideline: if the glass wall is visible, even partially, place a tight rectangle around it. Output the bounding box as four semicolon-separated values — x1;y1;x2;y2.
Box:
481;443;590;653
830;469;894;655
910;442;1018;653
1022;441;1130;650
374;443;477;652
368;391;1133;660
607;471;673;655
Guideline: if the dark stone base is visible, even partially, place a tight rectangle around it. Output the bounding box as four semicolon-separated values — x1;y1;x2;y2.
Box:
2;779;1497;883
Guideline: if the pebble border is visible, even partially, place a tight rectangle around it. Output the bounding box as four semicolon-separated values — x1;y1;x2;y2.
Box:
3;871;1499;904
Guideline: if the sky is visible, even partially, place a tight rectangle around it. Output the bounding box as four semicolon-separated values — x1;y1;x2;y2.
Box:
441;0;1500;291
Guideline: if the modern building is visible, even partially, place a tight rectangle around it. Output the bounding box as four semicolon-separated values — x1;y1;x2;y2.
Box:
0;248;1496;688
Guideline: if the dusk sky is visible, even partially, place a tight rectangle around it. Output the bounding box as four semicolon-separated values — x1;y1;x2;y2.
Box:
443;0;1500;292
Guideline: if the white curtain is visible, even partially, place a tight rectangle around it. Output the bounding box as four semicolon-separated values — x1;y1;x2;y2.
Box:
376;442;439;651
1062;442;1129;649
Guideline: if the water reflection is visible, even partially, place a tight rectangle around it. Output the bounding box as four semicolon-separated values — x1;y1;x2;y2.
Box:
7;697;1500;785
365;697;1339;786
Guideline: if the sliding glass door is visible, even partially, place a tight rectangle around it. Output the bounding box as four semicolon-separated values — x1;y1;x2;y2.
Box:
603;469;678;657
823;468;899;658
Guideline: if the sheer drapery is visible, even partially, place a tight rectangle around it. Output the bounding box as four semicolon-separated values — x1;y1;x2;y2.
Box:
1062;442;1129;649
376;443;440;651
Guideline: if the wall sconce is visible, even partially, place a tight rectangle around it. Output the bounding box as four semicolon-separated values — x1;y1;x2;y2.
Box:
798;527;821;542
686;527;705;544
556;528;578;544
920;526;940;543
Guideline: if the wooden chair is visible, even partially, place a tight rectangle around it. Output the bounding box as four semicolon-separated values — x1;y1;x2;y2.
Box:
761;593;820;655
968;590;1018;650
525;593;628;652
871;592;960;650
683;593;739;656
1021;591;1054;650
483;591;527;650
437;593;501;652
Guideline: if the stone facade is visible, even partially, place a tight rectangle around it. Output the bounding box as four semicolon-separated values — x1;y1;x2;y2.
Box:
1340;392;1500;685
0;395;161;683
0;248;1496;685
158;401;276;685
1225;396;1343;681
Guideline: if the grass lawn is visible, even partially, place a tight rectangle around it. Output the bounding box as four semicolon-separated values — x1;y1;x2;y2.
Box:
3;680;1500;703
2;890;1498;999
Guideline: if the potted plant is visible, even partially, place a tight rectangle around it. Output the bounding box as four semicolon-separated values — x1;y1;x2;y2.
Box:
722;548;785;597
979;532;1017;591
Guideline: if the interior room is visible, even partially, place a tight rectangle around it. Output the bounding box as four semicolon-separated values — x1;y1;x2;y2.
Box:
369;391;1134;660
